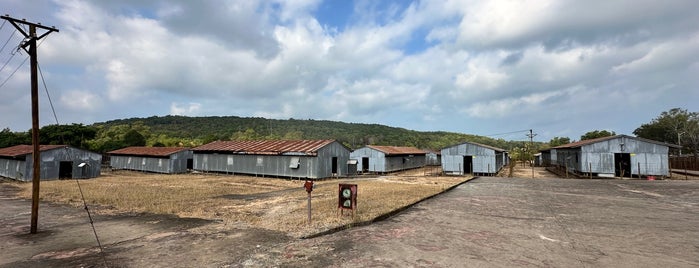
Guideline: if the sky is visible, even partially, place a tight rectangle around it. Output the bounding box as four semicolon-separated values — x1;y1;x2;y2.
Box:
1;0;698;142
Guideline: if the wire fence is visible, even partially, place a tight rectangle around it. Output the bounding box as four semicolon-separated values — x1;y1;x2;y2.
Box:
547;161;670;178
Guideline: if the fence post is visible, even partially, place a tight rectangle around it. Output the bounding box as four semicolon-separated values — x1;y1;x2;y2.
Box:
637;162;641;178
589;162;592;179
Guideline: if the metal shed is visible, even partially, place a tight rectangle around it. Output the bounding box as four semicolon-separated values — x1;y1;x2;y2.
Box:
425;150;442;166
108;146;192;174
441;142;508;175
549;135;678;178
191;139;350;179
350;145;427;173
0;145;102;181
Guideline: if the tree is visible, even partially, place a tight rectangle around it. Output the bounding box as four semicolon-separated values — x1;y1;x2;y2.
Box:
549;136;571;147
39;124;97;149
580;130;616;141
634;108;699;155
0;128;30;147
123;129;146;146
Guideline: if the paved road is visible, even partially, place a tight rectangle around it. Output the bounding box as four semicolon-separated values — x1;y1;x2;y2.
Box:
278;177;699;267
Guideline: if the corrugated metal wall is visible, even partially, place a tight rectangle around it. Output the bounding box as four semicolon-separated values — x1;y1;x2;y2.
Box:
553;137;671;176
194;141;349;179
0;147;102;181
425;153;441;166
110;150;192;174
441;143;503;175
350;147;426;172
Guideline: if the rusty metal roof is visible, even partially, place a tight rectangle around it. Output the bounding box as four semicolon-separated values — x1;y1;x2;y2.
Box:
367;145;427;156
108;146;190;157
0;144;68;157
192;140;337;156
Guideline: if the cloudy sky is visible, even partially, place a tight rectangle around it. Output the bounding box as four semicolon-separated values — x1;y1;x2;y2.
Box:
1;0;697;142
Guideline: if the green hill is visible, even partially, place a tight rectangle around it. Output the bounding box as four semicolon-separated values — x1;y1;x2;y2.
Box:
94;115;531;150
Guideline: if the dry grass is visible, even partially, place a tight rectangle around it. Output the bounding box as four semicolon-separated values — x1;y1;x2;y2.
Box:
13;169;470;237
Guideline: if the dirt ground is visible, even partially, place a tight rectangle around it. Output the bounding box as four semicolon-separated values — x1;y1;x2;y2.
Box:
3;165;698;267
503;162;559;179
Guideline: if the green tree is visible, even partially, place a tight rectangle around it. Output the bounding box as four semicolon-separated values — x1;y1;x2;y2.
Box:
634;108;699;155
123;130;146;146
548;136;571;147
231;128;260;141
580;130;616;141
0;128;30;147
39;124;97;149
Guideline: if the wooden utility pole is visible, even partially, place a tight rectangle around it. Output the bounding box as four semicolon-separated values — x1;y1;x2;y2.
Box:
527;129;537;179
1;15;59;234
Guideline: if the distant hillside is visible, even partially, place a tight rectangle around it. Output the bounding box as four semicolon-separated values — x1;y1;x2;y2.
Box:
94;115;534;150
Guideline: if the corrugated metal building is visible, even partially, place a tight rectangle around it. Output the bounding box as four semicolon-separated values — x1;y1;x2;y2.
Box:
425;150;442;166
108;146;192;174
547;135;678;177
441;142;508;175
192;140;350;179
350;145;427;173
0;145;102;181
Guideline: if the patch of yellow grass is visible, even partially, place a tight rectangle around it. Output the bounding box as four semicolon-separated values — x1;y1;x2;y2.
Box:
14;170;470;237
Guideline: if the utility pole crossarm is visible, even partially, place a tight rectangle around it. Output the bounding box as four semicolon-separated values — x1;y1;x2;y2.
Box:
1;14;59;33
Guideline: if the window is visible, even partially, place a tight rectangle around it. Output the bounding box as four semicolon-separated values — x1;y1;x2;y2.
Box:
289;157;300;168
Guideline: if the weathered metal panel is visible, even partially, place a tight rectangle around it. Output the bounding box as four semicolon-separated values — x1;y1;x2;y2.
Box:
111;150;192;174
440;142;504;175
425;152;441;166
0;158;26;181
571;136;670;176
351;147;426;172
194;140;349;179
18;147;102;181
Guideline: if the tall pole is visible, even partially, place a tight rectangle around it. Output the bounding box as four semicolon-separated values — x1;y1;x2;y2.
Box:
527;129;537;179
29;24;41;234
2;15;59;234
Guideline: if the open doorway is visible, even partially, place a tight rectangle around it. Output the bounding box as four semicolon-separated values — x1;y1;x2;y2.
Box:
463;156;473;175
362;157;369;172
614;153;631;177
332;157;338;175
59;161;73;179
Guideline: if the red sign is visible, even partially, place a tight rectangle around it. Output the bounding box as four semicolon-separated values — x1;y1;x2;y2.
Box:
304;180;314;193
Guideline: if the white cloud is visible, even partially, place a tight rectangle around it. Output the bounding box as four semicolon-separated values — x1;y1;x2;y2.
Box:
170;102;201;116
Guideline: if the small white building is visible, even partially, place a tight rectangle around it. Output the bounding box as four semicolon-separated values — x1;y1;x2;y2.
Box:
441;142;508;176
351;145;426;173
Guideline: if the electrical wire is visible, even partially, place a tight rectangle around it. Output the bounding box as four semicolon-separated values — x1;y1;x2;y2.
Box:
0;29;15;54
38;63;59;124
0;35;47;90
40;60;109;267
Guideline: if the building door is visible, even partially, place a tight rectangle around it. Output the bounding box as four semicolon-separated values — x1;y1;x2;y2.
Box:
463;156;473;175
362;157;369;172
332;157;339;175
59;161;73;179
614;153;631;177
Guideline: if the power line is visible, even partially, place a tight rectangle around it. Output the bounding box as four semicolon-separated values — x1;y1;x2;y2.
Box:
485;129;530;137
0;36;48;90
0;29;16;54
38;62;59;124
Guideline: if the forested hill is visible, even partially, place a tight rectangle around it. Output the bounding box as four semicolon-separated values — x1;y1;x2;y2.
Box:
94;115;531;150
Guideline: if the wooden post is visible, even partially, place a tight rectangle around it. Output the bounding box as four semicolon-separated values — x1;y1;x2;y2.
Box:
589;163;592;179
638;162;641;178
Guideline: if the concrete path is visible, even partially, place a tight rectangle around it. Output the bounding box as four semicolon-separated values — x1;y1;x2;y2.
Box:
278;177;699;267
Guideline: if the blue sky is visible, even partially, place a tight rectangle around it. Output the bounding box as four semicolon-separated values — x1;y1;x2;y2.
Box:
1;0;698;143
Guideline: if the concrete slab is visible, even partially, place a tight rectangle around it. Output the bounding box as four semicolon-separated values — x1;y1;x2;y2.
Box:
279;177;699;267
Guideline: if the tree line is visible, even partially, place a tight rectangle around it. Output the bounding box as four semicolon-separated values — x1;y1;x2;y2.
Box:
1;108;696;156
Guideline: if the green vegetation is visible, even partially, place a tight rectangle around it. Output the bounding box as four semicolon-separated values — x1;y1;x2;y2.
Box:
3;107;693;155
580;130;616;141
0;115;535;153
634;108;698;155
